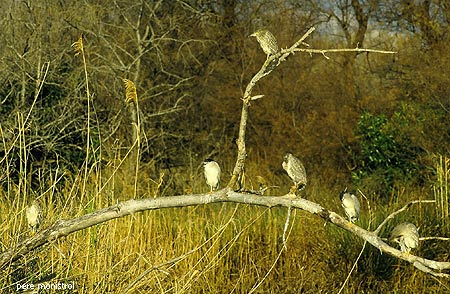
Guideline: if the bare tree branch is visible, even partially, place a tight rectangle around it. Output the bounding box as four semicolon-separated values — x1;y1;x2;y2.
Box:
420;237;450;241
228;26;396;189
374;199;436;234
1;190;448;277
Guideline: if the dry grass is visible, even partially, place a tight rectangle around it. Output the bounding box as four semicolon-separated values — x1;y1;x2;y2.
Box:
1;33;449;294
434;154;449;230
1;160;449;293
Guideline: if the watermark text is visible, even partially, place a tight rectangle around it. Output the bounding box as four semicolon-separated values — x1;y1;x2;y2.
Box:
17;281;75;292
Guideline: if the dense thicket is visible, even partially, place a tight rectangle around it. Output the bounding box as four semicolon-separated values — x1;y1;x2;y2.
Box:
0;0;449;195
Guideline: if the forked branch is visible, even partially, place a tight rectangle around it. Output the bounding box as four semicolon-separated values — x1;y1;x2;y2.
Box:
374;199;436;234
228;26;396;189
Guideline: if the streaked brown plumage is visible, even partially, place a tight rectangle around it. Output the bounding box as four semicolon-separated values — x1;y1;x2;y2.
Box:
282;153;307;191
250;30;279;56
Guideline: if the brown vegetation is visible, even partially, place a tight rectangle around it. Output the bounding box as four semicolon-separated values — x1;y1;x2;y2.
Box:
1;1;450;293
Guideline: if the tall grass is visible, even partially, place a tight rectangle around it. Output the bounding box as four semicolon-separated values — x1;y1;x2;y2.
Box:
1;40;449;293
433;154;449;230
72;35;92;202
2;162;449;293
123;78;141;199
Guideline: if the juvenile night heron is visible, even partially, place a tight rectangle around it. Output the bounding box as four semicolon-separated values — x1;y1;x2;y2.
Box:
282;153;307;191
389;222;419;253
26;200;43;232
203;158;221;193
250;29;279;56
339;188;360;223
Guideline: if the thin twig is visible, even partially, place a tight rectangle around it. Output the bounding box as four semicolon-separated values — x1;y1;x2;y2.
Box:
294;47;397;55
282;207;292;250
374;200;436;234
249;210;295;294
121;247;197;294
338;241;367;294
420;237;450;241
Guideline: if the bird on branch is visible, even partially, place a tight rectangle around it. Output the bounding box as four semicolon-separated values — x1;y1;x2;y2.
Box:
26;200;43;233
282;153;307;194
250;29;279;57
339;188;360;223
203;158;221;193
389;222;419;253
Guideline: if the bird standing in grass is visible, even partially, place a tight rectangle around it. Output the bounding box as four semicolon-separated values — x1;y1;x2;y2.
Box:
339;188;360;223
282;153;307;192
203;158;221;193
250;29;279;56
389;222;419;253
26;200;43;232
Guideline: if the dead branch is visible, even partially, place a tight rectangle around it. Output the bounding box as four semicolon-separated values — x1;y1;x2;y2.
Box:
420;237;450;241
228;26;396;189
374;199;436;234
1;190;448;278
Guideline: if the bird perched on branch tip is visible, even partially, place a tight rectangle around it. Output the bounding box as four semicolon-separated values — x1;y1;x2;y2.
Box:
250;29;279;56
339;188;360;223
203;158;221;193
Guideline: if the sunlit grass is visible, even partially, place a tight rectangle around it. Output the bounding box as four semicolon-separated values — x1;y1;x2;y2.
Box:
0;71;448;292
434;154;449;230
1;160;449;293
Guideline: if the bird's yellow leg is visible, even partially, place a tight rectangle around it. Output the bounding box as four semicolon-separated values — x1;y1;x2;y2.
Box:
289;185;298;195
280;186;297;199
